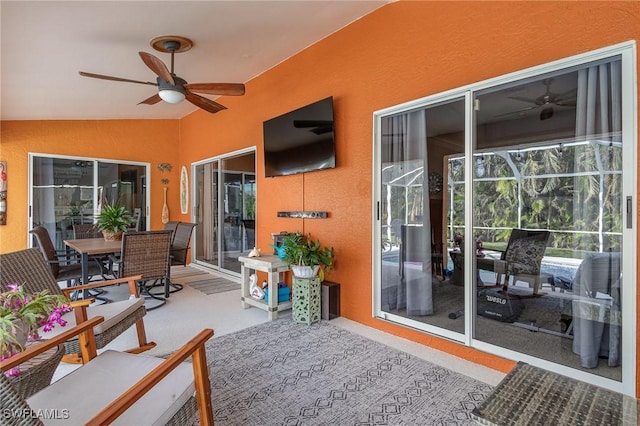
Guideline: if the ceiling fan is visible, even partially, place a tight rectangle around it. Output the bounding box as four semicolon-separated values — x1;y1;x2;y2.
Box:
79;35;245;114
500;78;577;120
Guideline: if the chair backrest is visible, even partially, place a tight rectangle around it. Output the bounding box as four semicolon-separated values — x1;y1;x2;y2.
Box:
163;221;181;245
29;226;61;277
573;251;622;297
127;208;142;232
73;223;102;239
119;231;172;280
242;219;255;248
171;222;197;265
0;248;65;297
503;229;550;275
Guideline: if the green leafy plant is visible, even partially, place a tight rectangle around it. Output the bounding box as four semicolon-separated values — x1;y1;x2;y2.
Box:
96;203;135;233
281;233;335;273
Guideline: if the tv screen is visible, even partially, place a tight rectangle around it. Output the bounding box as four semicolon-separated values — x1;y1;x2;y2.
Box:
263;96;335;177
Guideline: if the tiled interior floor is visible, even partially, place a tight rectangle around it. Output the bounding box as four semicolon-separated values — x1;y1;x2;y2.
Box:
53;265;505;387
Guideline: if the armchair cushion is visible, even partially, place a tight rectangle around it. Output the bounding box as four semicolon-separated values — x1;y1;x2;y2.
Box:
37;297;145;338
504;236;547;275
27;350;195;425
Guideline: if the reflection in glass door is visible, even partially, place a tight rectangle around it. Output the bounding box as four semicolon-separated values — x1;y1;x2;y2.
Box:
375;45;634;394
31;155;147;250
471;58;625;383
377;97;467;338
194;150;256;275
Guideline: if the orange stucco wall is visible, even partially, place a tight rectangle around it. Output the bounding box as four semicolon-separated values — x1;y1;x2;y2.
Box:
0;120;181;252
1;1;639;393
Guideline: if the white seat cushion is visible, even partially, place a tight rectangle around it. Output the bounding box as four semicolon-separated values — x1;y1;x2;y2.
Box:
27;350;195;425
40;297;144;338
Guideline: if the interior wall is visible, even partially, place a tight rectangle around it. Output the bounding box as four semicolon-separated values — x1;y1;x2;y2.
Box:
0;120;180;252
178;1;640;380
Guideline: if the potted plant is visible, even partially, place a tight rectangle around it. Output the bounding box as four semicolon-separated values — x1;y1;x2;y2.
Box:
96;203;136;241
1;283;70;374
281;232;335;279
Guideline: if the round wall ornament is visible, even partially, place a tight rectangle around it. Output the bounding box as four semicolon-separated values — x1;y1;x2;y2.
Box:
428;172;443;194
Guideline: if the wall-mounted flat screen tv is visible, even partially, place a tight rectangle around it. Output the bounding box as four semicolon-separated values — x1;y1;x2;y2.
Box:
263;96;335;177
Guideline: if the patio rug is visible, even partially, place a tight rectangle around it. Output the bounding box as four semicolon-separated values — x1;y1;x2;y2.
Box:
186;317;493;425
171;266;240;295
185;276;240;295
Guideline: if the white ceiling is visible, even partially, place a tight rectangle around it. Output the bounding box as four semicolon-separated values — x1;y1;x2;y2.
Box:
0;1;389;121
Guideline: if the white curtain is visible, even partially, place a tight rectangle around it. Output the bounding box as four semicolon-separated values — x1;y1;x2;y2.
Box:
572;59;622;368
382;110;433;316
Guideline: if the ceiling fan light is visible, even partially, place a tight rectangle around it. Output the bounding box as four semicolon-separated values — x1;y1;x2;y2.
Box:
158;89;185;104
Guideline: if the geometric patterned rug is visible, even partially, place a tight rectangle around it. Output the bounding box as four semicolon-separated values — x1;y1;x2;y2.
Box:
187;317;493;425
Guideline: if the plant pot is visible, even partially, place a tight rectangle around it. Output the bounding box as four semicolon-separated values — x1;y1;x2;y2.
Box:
2;319;29;358
291;265;320;278
102;230;123;241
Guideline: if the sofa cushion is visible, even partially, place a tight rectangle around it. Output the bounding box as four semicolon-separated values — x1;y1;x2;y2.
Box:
27;350;194;425
39;297;144;338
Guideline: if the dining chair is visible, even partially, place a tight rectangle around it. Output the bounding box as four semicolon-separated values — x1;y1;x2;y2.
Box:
164;220;181;245
115;230;173;308
158;221;197;295
30;226;106;289
72;223;102;239
171;222;197;267
0;248;156;363
0;316;215;426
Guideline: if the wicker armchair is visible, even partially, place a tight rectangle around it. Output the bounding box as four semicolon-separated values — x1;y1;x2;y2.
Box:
0;248;156;363
0;316;214;426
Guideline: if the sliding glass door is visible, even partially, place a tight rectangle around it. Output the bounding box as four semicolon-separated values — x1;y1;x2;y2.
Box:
193;149;256;275
374;43;635;394
377;97;467;338
30;155;147;249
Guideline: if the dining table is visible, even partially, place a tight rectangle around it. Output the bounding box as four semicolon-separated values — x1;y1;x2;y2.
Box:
63;237;122;285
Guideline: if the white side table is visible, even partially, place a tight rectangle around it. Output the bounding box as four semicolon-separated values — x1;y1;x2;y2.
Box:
238;254;291;320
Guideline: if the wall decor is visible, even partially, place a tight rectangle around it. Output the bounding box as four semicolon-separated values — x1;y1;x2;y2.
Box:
180;166;189;214
162;187;169;224
0;161;6;225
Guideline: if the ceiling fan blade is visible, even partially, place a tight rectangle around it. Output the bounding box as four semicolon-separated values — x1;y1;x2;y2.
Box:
185;92;227;114
509;96;540;105
138;52;174;85
495;105;538;117
185;83;245;96
138;94;162;105
79;71;157;86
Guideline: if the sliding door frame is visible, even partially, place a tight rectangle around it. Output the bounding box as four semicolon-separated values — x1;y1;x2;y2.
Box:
372;41;637;396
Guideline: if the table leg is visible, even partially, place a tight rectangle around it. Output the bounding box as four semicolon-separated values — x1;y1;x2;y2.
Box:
81;253;91;299
240;264;250;309
267;270;279;320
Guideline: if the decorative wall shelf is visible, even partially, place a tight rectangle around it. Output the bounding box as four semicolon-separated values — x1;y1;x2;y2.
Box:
277;211;328;219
